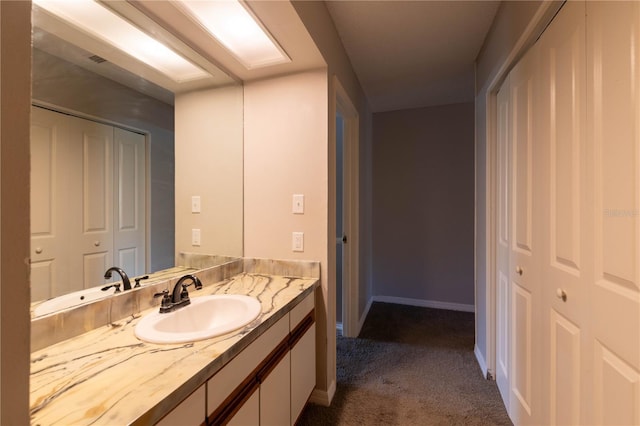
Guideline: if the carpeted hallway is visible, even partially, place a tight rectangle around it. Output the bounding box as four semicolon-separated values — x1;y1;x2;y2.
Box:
298;302;512;426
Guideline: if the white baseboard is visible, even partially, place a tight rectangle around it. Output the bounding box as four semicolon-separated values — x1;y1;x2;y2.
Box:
372;295;475;313
309;379;336;407
475;344;489;379
336;322;343;334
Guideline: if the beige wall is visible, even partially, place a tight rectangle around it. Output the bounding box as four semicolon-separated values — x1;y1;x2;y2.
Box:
373;103;475;307
474;0;561;369
0;1;32;423
243;69;329;392
174;85;244;259
293;0;374;331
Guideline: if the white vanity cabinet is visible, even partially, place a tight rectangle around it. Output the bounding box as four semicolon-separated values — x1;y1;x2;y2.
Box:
206;291;315;426
156;385;206;426
289;293;316;423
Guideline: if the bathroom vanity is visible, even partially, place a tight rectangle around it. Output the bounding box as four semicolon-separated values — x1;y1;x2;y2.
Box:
29;259;319;425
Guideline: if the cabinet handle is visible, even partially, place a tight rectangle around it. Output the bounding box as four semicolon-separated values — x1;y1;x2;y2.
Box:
515;266;523;276
35;247;43;254
556;288;567;302
94;241;101;247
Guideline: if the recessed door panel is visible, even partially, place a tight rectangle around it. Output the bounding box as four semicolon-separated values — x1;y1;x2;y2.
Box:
549;310;581;425
512;77;534;256
512;283;532;416
593;341;640;426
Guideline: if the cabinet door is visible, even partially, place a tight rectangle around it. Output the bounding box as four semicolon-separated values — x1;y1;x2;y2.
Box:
291;323;316;423
260;351;291;426
227;390;259;426
156;385;205;426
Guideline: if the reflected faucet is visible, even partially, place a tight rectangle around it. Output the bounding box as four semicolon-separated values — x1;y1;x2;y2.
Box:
104;267;132;291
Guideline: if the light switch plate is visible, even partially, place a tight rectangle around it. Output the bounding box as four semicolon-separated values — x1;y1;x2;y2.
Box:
292;232;304;252
192;229;201;246
191;196;201;213
292;194;304;214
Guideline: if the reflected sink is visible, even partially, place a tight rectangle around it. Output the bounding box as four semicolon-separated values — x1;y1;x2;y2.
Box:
134;294;262;344
33;286;111;317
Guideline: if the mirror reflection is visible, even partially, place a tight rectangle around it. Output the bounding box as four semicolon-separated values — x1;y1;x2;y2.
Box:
30;3;244;317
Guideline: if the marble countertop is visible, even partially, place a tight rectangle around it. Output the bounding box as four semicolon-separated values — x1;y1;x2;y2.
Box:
30;272;318;425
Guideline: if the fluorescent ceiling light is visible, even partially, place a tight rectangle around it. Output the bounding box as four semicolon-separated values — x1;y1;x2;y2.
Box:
178;0;291;70
33;0;209;82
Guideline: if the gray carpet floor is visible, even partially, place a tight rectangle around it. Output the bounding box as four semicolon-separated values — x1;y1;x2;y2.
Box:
297;302;512;426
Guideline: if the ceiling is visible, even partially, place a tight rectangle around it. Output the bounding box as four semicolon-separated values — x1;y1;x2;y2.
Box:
325;0;500;112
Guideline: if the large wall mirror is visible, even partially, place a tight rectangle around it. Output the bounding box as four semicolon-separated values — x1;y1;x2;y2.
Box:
30;1;244;317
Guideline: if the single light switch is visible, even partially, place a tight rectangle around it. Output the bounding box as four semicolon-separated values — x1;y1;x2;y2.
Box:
292;232;304;252
192;229;201;246
191;196;201;213
293;194;304;214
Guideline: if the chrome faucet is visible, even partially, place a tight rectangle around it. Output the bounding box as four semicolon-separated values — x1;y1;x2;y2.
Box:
154;274;203;313
103;267;132;291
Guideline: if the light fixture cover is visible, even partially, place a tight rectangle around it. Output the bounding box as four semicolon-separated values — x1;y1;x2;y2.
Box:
178;0;291;70
33;0;210;82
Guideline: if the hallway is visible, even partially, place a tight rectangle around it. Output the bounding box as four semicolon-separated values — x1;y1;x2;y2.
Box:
299;303;511;425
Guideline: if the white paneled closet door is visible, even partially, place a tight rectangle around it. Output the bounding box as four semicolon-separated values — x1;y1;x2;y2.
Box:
72;114;115;290
586;2;640;424
31;108;73;300
495;75;512;410
508;40;543;426
30;106;146;299
114;127;146;277
537;2;592;425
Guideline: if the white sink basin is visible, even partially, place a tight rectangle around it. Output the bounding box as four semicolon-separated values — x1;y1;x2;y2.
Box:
33;286;111;317
134;294;261;344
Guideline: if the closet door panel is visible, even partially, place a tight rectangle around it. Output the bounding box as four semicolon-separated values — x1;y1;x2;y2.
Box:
114;128;146;276
587;2;640;424
536;2;590;424
75;117;114;288
496;77;512;407
508;43;542;425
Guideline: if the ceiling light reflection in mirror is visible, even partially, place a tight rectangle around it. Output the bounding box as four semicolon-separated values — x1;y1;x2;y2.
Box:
178;0;290;69
33;0;209;82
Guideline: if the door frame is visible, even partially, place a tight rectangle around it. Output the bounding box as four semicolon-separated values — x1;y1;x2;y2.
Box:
482;2;561;379
330;76;360;338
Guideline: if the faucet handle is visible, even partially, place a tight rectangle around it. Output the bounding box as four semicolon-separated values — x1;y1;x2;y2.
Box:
153;290;172;313
134;275;150;288
101;283;121;293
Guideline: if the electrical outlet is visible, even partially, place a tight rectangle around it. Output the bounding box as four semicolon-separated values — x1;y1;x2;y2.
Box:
292;232;304;252
191;196;201;213
192;229;201;246
292;194;304;214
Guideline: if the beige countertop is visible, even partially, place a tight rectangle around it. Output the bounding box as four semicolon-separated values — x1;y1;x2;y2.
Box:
30;272;318;425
